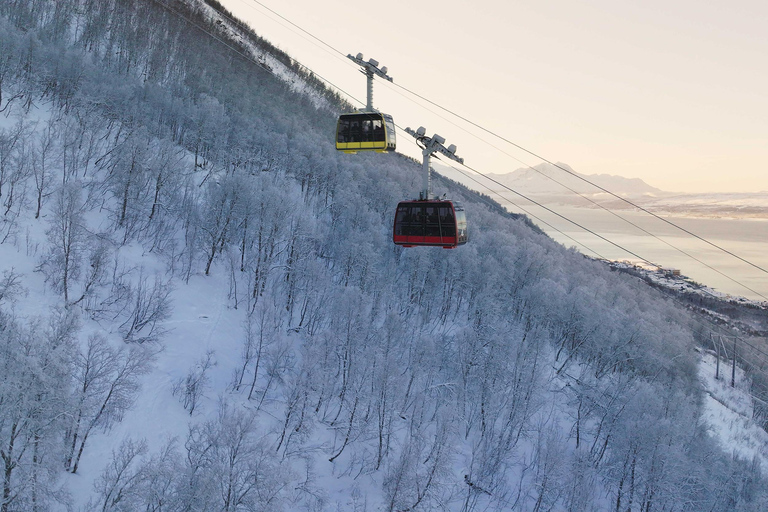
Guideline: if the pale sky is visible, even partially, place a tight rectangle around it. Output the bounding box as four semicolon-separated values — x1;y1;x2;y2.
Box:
219;0;768;194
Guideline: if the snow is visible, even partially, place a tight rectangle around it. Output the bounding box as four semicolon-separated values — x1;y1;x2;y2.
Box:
62;268;245;509
4;4;768;508
4;102;766;507
191;0;334;112
698;352;768;468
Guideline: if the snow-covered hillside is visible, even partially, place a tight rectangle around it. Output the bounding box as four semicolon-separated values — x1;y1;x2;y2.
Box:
1;1;767;511
699;352;768;469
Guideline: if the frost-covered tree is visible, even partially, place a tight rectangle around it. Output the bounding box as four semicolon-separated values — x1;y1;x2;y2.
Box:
31;117;56;219
40;182;86;302
117;270;172;344
183;402;291;511
173;349;216;415
0;309;76;512
0;0;766;509
65;333;153;474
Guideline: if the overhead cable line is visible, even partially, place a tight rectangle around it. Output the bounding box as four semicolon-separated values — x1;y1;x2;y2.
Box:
396;128;609;260
397;125;768;306
376;56;768;290
389;80;768;277
370;67;768;299
447;153;768;300
233;0;768;280
242;0;348;59
448;158;768;301
385;83;768;299
155;0;768;301
156;0;768;406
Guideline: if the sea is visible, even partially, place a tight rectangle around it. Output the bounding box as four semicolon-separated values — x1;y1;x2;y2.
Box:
518;205;768;302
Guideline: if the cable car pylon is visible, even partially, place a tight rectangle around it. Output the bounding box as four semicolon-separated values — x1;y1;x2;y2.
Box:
335;53;396;153
347;52;391;112
405;126;464;200
393;127;468;248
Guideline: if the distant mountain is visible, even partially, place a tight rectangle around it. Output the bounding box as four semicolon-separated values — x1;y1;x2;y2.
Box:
434;161;768;218
432;161;665;203
485;162;664;198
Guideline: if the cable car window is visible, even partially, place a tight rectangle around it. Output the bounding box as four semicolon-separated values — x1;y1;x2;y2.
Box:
362;119;373;142
425;206;440;236
395;205;409;236
337;118;350;143
383;114;396;147
408;205;425;236
372;119;384;142
439;206;454;237
349;119;362;142
396;205;418;236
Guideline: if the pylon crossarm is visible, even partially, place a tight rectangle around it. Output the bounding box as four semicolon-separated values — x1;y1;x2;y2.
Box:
404;126;463;200
347;53;392;112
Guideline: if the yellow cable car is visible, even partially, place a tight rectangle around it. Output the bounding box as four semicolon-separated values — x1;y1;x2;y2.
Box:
335;112;396;154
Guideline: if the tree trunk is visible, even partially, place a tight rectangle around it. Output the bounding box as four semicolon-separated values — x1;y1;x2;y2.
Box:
2;423;17;512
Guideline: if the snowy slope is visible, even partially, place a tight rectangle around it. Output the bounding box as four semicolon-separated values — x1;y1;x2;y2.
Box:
189;0;337;112
699;353;768;468
1;2;768;511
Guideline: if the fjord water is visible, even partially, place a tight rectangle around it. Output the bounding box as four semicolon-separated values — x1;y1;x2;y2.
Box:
527;205;768;301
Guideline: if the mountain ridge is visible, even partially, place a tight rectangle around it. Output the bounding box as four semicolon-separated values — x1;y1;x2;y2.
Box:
486;161;665;197
434;160;768;218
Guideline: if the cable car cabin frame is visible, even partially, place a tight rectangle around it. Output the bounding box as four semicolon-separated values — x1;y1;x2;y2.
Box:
393;200;468;249
336;112;396;153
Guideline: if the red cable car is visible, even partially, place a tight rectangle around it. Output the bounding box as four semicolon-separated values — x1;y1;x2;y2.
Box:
393;200;468;249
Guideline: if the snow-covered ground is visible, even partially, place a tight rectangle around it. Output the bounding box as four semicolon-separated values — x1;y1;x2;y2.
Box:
698;352;768;469
191;0;335;112
0;100;239;508
3;91;766;512
4;2;768;507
